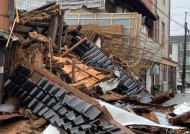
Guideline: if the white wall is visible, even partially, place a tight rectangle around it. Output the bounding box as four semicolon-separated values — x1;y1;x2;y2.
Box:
156;0;171;58
169;42;178;63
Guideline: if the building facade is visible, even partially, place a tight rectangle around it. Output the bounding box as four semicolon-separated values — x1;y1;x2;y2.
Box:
170;36;190;82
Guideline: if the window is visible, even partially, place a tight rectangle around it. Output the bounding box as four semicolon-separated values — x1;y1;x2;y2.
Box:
186;57;190;65
181;42;190;50
162;22;165;44
180;57;190;65
155;16;159;42
169;43;172;54
162;64;167;81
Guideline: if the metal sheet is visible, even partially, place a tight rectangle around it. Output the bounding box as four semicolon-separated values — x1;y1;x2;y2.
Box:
163;93;190;106
174;102;190;115
97;99;183;129
0;104;18;113
153;111;171;126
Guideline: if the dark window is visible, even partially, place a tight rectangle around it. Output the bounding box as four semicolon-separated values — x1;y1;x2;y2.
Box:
155;16;159;42
181;42;190;50
162;64;167;81
169;43;172;54
162;22;165;44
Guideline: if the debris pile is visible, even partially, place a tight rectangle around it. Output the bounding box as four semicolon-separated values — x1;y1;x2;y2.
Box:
1;2;190;134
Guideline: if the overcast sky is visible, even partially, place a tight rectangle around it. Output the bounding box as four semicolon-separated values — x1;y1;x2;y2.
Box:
170;0;190;36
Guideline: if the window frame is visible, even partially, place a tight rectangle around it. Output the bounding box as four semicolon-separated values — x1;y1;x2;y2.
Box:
181;42;190;50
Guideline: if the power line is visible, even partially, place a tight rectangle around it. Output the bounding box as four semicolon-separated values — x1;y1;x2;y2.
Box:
170;27;183;31
147;0;185;29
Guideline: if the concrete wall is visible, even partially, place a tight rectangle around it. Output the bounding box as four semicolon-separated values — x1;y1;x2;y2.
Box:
156;0;171;58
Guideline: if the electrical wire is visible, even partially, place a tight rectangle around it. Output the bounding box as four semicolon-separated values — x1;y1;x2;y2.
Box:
147;0;185;29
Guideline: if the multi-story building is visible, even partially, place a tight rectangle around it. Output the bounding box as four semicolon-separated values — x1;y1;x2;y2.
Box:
170;36;190;82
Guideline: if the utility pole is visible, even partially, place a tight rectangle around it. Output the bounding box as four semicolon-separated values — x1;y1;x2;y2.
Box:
182;12;188;93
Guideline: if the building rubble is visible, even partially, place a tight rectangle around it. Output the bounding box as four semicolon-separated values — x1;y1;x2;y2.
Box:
1;2;190;134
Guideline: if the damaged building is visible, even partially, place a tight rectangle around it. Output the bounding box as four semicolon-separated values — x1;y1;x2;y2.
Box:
16;0;177;93
51;0;176;93
0;0;189;134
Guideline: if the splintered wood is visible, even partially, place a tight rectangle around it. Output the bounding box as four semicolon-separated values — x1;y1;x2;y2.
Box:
19;4;60;24
13;3;61;69
53;56;107;88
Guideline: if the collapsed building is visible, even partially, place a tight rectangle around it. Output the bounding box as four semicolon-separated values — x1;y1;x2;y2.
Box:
0;1;189;134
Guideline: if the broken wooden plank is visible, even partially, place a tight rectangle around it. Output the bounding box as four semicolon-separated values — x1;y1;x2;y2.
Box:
72;59;76;83
6;18;17;48
48;37;53;73
170;112;190;125
47;15;59;45
24;22;50;28
29;32;49;43
57;9;64;55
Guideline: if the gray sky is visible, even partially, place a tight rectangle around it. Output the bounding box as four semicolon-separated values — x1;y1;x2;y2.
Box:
171;0;190;36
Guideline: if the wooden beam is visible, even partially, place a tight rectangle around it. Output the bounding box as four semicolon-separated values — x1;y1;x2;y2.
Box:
47;15;58;45
57;10;64;55
24;22;49;28
72;59;76;83
48;37;53;73
6;18;16;48
61;37;87;57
